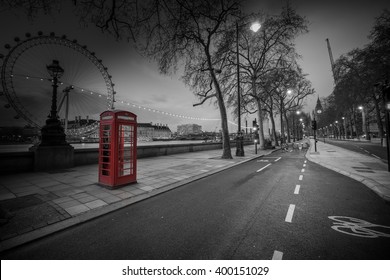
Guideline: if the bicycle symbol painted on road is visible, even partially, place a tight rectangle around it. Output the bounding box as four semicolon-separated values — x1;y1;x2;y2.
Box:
328;216;390;238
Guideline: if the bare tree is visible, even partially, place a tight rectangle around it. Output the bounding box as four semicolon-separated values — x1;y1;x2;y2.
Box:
3;0;247;159
233;5;308;148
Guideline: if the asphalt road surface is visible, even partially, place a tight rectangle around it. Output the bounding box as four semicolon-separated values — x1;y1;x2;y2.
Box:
2;148;390;259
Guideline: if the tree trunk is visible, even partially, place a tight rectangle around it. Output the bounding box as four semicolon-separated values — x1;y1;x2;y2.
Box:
372;91;384;142
280;99;285;144
206;48;232;159
252;78;265;149
256;99;265;149
284;111;291;143
215;85;232;159
209;73;231;159
269;109;279;146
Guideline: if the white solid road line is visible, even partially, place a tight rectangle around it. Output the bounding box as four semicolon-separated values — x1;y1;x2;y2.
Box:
299;175;303;180
272;250;283;260
256;163;271;172
294;185;300;194
285;204;296;223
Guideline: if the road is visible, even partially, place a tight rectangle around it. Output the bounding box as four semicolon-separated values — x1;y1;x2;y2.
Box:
321;138;388;162
1;148;390;259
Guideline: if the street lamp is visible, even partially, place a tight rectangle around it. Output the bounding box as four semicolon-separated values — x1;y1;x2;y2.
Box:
235;21;261;157
335;121;339;139
313;97;323;152
358;106;368;140
40;59;68;146
293;110;301;141
342;117;347;139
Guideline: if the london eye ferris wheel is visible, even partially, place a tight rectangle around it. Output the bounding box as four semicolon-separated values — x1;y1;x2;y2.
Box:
0;31;116;136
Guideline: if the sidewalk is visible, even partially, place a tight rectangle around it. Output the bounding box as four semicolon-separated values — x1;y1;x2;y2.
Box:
0;145;275;252
306;139;390;202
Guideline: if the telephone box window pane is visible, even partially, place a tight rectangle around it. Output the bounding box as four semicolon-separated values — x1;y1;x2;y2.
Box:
118;124;134;177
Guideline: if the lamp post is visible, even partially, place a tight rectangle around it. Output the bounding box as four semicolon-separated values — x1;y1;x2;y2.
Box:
295;110;301;141
335;121;339;139
40;60;68;146
253;119;258;154
342;117;347;139
330;124;333;138
235;21;261;157
358;106;367;140
313;97;323;152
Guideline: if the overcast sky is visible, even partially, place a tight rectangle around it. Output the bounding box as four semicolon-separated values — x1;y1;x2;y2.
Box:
0;0;389;132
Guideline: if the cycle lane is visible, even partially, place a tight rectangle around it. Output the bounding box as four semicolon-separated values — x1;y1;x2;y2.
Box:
227;149;310;259
281;159;390;260
229;148;390;260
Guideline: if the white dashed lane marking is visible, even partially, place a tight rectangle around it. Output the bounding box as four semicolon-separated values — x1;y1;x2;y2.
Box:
294;185;300;194
272;250;283;260
285;204;296;223
299;175;303;180
256;163;271;173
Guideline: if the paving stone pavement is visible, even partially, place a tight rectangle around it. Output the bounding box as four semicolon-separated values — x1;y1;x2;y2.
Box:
0;145;275;252
306;139;390;201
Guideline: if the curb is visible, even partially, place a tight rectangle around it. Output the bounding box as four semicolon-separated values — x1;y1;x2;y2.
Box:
0;149;278;253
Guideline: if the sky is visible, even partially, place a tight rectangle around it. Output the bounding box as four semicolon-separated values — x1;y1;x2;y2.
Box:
0;0;389;132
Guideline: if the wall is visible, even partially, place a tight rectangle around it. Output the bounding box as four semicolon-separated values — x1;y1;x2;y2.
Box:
0;141;250;174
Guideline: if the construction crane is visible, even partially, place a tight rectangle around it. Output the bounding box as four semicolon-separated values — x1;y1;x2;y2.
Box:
326;38;338;84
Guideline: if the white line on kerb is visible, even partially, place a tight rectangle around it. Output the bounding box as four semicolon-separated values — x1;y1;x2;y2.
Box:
256;163;271;173
294;185;300;194
371;154;381;159
285;204;295;223
301;168;305;172
272;250;283;260
299;175;303;180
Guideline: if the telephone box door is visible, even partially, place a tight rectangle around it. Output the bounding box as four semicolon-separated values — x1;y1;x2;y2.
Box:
99;110;137;187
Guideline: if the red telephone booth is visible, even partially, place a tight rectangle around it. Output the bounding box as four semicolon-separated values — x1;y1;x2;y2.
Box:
99;110;137;187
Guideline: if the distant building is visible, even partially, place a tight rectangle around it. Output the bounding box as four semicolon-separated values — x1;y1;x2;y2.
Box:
138;123;172;141
62;116;96;129
177;124;202;135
